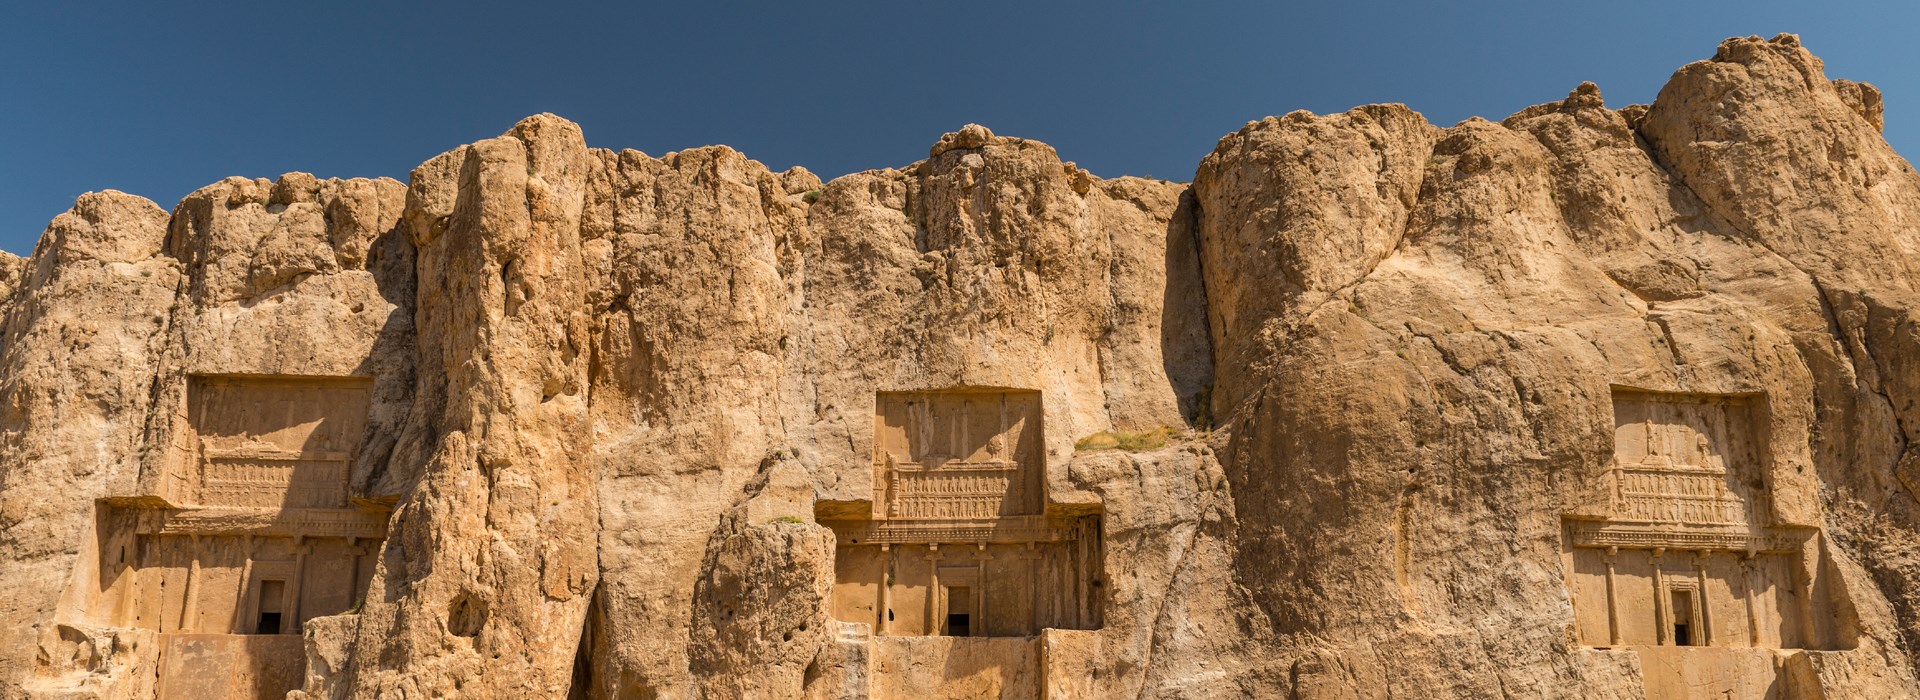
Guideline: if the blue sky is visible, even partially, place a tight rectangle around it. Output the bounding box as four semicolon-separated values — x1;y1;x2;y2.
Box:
3;1;1916;255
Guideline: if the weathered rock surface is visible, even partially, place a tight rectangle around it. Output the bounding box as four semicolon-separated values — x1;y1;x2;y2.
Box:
686;460;837;700
0;191;178;699
3;33;1920;700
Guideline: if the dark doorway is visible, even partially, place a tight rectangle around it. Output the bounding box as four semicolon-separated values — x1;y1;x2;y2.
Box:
1670;590;1694;647
945;586;972;637
256;580;286;634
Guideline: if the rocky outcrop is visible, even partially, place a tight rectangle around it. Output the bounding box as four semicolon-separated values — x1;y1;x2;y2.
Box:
577;122;1205;698
4;32;1920;700
1182;34;1920;697
581;140;805;697
0;192;178;698
686;461;837;700
1;171;414;699
341;116;598;697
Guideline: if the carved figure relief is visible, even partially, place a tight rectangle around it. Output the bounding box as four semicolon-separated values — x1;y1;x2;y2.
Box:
874;391;1040;520
185;376;368;509
1562;390;1851;660
821;390;1102;639
1607;394;1758;527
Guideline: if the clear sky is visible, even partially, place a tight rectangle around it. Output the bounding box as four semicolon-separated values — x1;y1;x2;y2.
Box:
3;1;1916;255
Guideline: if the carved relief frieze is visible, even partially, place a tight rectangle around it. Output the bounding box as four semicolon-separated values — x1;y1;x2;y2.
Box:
183;376;369;510
883;463;1019;520
136;507;390;540
1566;520;1807;554
1605;391;1763;529
873;390;1042;520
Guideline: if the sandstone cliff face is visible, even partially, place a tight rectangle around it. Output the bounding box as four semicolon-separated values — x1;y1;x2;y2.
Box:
330;116;599;698
4;33;1920;700
1;174;412;699
0;193;178;698
1187;35;1920;697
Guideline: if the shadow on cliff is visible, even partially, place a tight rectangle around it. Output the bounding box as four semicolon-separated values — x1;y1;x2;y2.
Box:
348;223;419;505
1161;190;1216;427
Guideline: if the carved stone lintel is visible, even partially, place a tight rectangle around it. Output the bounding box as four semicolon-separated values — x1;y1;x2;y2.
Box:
135;506;391;540
1567;520;1805;554
824;515;1075;546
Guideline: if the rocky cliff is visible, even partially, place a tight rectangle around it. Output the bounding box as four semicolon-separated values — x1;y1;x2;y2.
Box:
3;34;1919;699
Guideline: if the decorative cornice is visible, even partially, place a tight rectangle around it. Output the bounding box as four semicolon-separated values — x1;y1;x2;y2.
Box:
1567;520;1809;553
135;506;390;539
822;515;1079;545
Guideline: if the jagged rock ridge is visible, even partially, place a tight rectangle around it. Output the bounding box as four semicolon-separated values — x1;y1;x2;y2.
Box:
2;34;1919;699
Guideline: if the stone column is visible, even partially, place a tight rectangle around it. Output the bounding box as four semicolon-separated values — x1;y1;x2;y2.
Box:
1795;546;1819;648
233;535;256;633
1693;550;1714;646
1023;542;1042;635
975;543;990;637
876;544;891;635
927;543;942;636
288;535;309;633
347;537;362;608
1602;547;1620;646
1652;548;1668;645
1076;521;1092;629
1740;551;1759;647
180;534;202;633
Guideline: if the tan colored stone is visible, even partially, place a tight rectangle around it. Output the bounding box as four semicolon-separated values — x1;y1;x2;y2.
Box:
0;192;179;699
8;36;1920;700
339;114;599;699
688;460;837;700
0;250;27;302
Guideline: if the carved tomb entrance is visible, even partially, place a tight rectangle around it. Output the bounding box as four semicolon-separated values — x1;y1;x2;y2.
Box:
819;390;1103;639
89;375;389;699
1561;390;1857;698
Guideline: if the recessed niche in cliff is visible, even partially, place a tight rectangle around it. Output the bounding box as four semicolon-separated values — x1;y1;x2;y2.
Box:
1561;390;1855;652
73;375;391;699
819;390;1103;637
173;375;373;509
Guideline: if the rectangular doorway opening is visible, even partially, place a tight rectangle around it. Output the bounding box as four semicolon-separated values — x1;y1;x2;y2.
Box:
1670;590;1694;647
945;586;972;637
256;580;286;635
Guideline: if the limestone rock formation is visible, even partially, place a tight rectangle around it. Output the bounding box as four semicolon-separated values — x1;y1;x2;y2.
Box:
4;33;1920;699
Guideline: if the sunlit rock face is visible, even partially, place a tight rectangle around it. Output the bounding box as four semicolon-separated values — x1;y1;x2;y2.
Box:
4;33;1920;700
